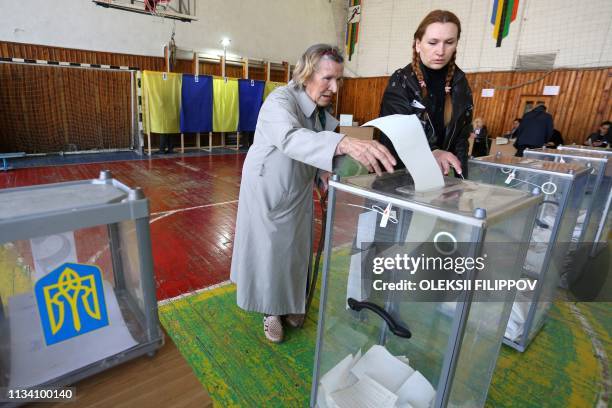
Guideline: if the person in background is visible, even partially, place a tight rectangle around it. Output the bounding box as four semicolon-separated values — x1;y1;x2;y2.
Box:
470;117;489;157
514;104;554;157
230;44;396;343
155;134;174;154
585;121;611;148
503;118;521;140
379;9;473;177
546;129;564;148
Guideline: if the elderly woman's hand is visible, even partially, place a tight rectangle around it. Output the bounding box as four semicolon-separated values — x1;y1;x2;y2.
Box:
336;137;396;176
432;149;462;176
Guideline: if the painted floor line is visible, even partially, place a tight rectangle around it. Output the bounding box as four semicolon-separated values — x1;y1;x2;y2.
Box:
150;200;239;224
568;302;610;407
158;279;233;306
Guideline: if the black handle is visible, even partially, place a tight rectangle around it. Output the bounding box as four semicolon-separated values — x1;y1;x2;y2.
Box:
347;298;412;339
535;200;559;229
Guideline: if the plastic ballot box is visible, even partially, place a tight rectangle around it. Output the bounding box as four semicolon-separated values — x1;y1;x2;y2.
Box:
0;171;163;404
525;148;610;265
557;144;612;255
469;155;588;351
310;170;541;408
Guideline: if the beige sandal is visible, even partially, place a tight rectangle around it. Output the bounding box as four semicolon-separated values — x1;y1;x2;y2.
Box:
263;315;283;343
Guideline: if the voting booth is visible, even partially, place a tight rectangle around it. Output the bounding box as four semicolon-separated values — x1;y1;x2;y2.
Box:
469;155;589;351
524;148;610;262
0;171;163;403
311;170;541;408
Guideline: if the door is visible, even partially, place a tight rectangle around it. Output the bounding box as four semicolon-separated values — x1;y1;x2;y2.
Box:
517;95;552;117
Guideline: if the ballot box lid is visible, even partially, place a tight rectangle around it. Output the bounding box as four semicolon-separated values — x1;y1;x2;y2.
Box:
332;169;541;226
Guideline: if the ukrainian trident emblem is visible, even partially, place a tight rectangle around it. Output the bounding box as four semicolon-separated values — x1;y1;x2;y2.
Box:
35;263;109;346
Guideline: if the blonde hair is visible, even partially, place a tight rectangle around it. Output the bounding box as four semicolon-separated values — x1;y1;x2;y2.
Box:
292;44;344;88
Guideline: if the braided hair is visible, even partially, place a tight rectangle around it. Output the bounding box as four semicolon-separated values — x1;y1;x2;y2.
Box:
412;10;461;127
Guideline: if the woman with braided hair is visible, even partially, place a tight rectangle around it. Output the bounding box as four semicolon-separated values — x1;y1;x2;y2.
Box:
380;9;473;177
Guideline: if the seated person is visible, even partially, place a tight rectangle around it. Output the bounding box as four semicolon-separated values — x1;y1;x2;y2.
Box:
470;117;489;157
503;118;521;139
585;121;611;147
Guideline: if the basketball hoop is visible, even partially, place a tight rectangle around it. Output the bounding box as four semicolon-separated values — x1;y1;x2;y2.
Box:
144;0;171;14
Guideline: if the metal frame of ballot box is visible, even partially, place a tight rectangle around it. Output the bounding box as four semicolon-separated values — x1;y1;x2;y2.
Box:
524;148;610;259
469;155;589;351
0;171;163;406
311;172;542;408
557;145;612;256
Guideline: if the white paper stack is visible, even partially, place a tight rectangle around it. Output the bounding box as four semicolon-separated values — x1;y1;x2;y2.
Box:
504;291;532;342
524;207;556;274
317;345;436;408
572;210;587;242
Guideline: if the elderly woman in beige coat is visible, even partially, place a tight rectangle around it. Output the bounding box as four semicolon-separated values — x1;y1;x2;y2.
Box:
230;44;396;343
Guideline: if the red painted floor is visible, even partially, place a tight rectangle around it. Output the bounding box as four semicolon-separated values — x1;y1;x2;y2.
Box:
0;154;330;300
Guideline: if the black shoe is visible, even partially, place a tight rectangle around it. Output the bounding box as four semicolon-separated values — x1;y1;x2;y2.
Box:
165;150;174;154
153;150;165;155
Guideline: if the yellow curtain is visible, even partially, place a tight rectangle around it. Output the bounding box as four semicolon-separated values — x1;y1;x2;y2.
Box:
212;77;239;132
142;71;182;134
263;81;287;100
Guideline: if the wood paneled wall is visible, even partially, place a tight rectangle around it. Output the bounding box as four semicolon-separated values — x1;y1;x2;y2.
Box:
0;41;288;80
338;67;612;145
0;41;289;153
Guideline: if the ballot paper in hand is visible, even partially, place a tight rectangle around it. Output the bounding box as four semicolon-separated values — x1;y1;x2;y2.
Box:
362;115;445;192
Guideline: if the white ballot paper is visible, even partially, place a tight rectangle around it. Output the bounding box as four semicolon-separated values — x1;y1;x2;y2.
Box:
318;344;435;408
330;375;398;408
350;345;415;393
362;115;444;192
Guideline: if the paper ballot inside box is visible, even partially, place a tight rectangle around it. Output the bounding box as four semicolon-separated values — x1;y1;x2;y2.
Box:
318;345;435;408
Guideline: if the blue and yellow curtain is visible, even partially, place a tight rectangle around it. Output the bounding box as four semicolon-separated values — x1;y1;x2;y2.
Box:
142;71;182;134
238;79;265;132
212;77;239;132
141;71;286;135
180;74;213;133
263;81;286;101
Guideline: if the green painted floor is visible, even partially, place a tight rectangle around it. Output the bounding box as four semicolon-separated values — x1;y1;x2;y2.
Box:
159;284;610;407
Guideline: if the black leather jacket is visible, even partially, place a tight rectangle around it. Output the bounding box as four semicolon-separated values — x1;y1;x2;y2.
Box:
379;63;473;175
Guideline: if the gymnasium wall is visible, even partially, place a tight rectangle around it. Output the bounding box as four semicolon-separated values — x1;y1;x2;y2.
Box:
0;0;342;65
344;0;612;77
337;67;612;145
0;41;289;153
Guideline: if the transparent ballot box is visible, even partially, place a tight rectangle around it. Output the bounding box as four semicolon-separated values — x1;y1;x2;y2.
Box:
524;148;610;259
469;155;588;351
557;145;612;256
0;171;163;404
311;170;541;408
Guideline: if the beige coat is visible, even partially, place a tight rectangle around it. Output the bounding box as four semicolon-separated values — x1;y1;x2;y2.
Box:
230;83;342;315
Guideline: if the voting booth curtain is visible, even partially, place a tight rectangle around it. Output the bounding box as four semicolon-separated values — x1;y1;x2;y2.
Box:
142;71;182;134
180;75;213;133
238;79;265;132
141;70;288;136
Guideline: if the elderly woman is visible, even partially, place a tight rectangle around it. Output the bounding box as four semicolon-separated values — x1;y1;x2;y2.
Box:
230;44;396;343
471;117;489;157
379;10;473;176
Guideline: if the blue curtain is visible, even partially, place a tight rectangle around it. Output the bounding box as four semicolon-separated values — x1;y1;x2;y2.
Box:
238;79;265;132
180;74;213;133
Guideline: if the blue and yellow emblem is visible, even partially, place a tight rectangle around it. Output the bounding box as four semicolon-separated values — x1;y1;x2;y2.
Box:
35;262;109;346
